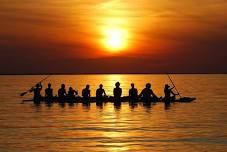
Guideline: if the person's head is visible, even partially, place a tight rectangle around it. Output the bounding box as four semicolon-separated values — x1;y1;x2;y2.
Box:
69;87;73;90
61;84;65;89
86;84;90;89
131;83;134;88
165;84;170;89
146;83;151;89
36;83;40;87
115;82;120;87
48;83;51;88
99;84;103;88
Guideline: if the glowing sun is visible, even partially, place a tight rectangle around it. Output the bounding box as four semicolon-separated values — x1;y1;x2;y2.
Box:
102;28;128;52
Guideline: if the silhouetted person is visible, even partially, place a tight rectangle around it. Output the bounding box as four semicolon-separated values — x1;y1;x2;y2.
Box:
68;87;78;98
139;83;158;102
113;82;122;101
129;83;138;101
82;85;90;99
45;83;53;98
96;84;106;100
30;83;42;102
58;84;66;99
164;84;178;103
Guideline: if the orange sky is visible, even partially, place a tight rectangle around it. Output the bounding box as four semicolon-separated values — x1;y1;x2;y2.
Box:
0;0;227;73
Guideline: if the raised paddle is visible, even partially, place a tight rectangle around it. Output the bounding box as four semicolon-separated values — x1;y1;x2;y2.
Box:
167;74;182;98
20;75;51;96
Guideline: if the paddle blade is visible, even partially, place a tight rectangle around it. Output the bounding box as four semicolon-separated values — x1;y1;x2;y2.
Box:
20;92;27;96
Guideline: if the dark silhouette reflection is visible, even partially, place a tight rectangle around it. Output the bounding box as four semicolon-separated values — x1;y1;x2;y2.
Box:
114;102;121;110
96;102;103;109
32;102;41;112
58;102;66;108
129;102;138;109
164;102;172;110
45;101;53;108
68;102;75;107
34;102;41;107
83;102;90;110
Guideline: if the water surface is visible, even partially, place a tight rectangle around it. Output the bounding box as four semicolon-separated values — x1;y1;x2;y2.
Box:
0;74;227;152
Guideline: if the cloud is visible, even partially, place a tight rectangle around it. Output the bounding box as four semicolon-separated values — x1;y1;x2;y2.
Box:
0;0;227;73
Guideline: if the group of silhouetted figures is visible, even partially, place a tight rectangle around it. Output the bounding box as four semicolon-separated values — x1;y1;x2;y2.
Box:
30;82;179;104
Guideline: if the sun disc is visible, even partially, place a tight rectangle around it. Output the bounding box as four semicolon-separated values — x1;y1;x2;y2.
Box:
102;28;128;52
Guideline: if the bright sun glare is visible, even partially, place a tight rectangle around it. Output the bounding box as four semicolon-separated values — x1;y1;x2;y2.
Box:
103;28;128;52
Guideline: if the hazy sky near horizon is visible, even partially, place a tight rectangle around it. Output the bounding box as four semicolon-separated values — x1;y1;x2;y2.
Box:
0;0;227;73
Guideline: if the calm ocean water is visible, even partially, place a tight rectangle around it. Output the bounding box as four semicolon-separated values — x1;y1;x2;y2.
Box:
0;74;227;152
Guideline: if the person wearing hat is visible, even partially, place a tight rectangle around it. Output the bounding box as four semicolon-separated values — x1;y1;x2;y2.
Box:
164;84;178;103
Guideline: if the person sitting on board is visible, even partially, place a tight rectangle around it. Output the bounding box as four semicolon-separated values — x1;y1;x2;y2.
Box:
113;82;122;101
129;83;138;101
82;85;90;99
139;83;158;102
163;84;178;103
30;82;42;101
58;84;66;100
68;87;78;98
96;84;106;100
45;83;53;99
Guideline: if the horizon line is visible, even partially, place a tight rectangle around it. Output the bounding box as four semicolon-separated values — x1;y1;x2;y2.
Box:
0;72;227;75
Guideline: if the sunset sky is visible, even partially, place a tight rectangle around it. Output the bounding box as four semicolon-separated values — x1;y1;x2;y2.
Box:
0;0;227;74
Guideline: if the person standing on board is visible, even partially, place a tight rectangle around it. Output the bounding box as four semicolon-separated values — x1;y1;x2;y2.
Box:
113;82;122;101
30;82;42;102
163;84;178;103
82;85;90;99
68;87;78;98
96;84;106;100
45;83;53;99
129;83;138;101
58;84;66;100
139;83;158;102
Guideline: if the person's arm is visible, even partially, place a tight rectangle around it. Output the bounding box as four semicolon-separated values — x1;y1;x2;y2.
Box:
139;90;143;98
171;90;178;96
29;87;34;92
151;90;158;98
113;89;115;97
89;90;91;97
75;90;78;95
129;89;131;97
103;90;106;96
170;86;175;90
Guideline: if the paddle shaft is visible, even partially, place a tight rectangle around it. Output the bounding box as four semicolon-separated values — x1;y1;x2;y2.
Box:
20;75;51;96
167;74;182;98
